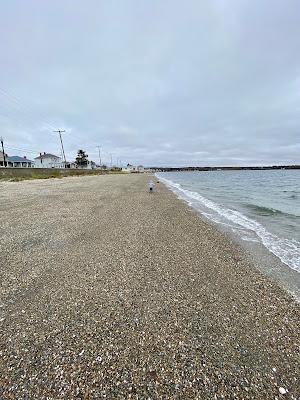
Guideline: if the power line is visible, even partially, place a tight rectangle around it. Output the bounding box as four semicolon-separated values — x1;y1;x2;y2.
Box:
5;145;41;155
0;87;126;165
0;87;57;131
0;105;54;133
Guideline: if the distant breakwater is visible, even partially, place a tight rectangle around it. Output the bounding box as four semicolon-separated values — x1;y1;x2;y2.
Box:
153;165;300;172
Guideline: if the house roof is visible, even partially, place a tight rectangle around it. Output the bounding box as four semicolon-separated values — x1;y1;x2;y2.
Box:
35;153;60;160
7;156;33;162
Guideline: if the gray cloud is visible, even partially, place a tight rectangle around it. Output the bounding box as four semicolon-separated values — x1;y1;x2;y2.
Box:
0;0;300;166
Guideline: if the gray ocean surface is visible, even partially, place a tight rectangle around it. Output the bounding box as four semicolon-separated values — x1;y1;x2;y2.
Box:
156;170;300;274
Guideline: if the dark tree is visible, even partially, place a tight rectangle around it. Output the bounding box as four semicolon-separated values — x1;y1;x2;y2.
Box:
75;149;89;167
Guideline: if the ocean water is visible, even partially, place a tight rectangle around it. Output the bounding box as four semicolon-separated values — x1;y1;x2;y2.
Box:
156;170;300;274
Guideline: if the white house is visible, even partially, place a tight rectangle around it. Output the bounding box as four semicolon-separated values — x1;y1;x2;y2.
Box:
1;152;33;168
122;164;145;173
122;163;134;173
7;156;33;168
34;153;64;168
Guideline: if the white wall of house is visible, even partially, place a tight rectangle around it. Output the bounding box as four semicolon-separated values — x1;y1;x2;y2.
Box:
34;156;63;168
122;164;144;173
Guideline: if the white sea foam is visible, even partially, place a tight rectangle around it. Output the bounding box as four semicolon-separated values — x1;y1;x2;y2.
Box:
157;175;300;273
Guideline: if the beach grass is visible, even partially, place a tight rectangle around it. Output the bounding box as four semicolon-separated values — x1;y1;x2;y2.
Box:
0;169;127;182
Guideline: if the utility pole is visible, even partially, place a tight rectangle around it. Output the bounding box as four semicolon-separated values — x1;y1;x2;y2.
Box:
0;137;7;167
96;146;102;167
110;153;113;168
53;130;66;166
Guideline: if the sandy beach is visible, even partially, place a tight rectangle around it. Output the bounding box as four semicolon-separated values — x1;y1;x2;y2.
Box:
0;174;299;399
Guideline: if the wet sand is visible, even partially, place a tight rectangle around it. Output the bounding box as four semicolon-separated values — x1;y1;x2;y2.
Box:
0;174;299;399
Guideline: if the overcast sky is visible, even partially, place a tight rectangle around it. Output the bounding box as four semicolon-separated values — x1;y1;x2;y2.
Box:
0;0;300;166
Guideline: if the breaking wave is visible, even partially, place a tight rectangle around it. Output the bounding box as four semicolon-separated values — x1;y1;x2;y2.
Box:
157;175;300;273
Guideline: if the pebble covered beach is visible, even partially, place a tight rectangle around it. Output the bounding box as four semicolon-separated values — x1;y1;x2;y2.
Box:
0;174;299;399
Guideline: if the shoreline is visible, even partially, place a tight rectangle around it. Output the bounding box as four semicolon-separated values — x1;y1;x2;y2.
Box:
157;173;300;303
0;174;299;398
230;230;300;302
172;191;300;303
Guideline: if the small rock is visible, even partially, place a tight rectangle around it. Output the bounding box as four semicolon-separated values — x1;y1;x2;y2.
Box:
279;387;287;395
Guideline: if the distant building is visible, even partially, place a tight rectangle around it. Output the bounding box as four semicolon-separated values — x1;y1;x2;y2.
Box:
75;160;96;170
34;153;64;168
7;156;33;168
97;164;107;170
122;163;134;173
65;162;77;169
0;152;33;168
122;164;145;173
0;151;8;167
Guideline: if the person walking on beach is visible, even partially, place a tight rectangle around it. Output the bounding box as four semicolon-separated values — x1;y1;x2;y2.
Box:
148;180;154;193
